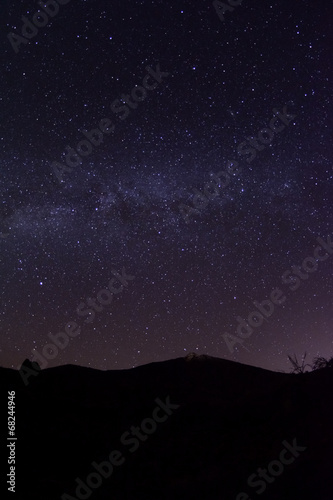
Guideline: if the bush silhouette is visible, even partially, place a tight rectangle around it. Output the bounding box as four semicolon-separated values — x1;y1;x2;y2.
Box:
288;352;333;373
287;352;311;374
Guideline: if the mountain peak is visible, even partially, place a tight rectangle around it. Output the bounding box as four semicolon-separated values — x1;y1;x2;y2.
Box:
184;352;211;362
20;358;41;372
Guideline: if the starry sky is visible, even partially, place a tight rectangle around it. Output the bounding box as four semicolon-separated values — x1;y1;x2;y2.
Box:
0;0;332;373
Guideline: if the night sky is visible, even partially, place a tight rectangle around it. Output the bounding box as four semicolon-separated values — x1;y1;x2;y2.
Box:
0;0;332;373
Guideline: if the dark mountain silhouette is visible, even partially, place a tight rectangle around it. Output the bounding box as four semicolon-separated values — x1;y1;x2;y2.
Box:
1;355;332;500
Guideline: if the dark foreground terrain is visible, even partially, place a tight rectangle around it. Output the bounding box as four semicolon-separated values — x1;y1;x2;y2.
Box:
1;354;333;500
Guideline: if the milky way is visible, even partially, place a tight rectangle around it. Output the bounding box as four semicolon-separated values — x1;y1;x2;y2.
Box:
0;0;332;373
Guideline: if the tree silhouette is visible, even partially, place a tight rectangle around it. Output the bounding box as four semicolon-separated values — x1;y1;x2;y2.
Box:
312;355;333;371
288;352;333;373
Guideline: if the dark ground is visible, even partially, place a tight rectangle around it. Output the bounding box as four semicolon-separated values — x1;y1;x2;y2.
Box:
1;354;333;500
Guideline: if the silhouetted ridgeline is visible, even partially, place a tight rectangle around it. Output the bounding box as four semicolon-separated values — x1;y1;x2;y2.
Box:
1;354;332;500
